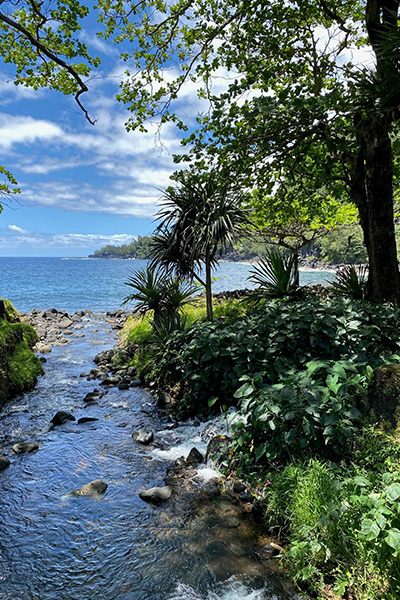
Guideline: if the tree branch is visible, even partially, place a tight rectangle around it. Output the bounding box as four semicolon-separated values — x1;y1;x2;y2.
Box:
0;9;95;124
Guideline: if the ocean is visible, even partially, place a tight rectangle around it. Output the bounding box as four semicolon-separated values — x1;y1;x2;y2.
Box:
0;257;334;313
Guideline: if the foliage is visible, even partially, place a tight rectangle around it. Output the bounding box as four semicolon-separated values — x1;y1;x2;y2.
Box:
320;225;368;264
147;298;400;416
232;365;362;462
90;236;153;259
96;0;400;302
332;265;369;300
247;247;298;300
122;265;197;321
150;169;248;320
264;459;400;599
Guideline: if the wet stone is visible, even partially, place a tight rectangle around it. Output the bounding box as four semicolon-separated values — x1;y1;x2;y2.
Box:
77;417;99;424
233;481;246;494
13;442;39;454
0;455;10;470
132;429;154;445
139;485;173;503
69;480;108;497
186;447;204;467
51;411;76;426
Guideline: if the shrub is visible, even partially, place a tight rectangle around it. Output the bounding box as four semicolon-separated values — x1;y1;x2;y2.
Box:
149;298;400;415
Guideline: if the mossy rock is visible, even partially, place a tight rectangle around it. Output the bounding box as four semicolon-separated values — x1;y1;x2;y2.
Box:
0;300;43;407
366;364;400;428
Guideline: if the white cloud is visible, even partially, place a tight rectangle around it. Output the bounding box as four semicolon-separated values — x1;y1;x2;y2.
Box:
8;224;29;233
0;228;135;248
0;114;62;150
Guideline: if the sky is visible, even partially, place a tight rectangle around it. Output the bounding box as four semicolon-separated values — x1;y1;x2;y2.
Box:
0;13;207;257
0;8;373;258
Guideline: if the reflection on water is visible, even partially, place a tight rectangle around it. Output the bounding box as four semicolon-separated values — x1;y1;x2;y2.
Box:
0;315;298;600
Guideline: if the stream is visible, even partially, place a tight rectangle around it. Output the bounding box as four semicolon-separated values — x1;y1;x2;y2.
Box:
0;313;299;600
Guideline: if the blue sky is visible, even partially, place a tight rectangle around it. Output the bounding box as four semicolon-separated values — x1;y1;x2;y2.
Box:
0;11;372;258
0;20;206;257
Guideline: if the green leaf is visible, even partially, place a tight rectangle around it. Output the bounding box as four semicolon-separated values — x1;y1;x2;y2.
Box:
234;382;255;399
385;528;400;554
384;483;400;502
361;518;381;541
255;443;266;460
208;396;219;407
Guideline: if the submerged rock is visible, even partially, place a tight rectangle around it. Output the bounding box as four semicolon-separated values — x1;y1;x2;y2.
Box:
132;429;154;445
77;417;99;424
12;442;39;454
51;411;76;426
0;455;10;470
68;480;108;497
139;485;173;503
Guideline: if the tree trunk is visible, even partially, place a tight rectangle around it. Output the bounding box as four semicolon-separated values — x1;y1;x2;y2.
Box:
292;249;299;286
357;116;400;302
205;251;213;321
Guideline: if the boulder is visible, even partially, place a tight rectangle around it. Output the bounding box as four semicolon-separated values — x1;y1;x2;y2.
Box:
51;411;76;426
366;364;400;426
139;485;173;503
132;429;154;445
186;447;204;467
77;417;99;424
0;455;10;470
12;442;39;454
69;480;108;497
35;342;52;354
58;316;74;329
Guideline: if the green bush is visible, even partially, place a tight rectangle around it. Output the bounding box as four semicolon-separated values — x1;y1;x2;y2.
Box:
149;298;400;415
232;363;362;462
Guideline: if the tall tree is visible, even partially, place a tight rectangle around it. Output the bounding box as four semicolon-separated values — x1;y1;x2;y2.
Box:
98;0;400;302
0;0;99;200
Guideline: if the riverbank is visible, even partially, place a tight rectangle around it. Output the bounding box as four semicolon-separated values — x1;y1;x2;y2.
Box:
0;308;299;600
114;291;400;600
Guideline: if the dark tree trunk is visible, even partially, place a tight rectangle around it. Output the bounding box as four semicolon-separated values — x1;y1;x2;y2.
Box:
355;116;400;302
205;250;213;321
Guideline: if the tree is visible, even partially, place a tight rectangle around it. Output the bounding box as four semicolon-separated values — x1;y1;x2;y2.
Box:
149;169;248;320
0;0;99;200
97;0;400;302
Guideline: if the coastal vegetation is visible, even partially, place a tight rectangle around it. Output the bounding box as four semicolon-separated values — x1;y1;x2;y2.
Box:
119;282;400;599
0;300;43;406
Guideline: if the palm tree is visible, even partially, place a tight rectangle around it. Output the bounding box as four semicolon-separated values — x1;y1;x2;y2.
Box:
122;265;197;323
150;169;249;320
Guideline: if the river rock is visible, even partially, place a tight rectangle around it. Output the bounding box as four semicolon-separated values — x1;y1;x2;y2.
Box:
69;480;108;497
100;376;121;386
77;417;99;424
0;455;10;470
36;342;52;354
51;411;76;426
260;542;283;559
186;447;204;467
12;442;39;454
132;429;154;445
139;485;173;503
58;316;74;329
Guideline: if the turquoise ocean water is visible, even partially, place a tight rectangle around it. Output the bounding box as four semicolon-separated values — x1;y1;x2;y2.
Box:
0;257;334;313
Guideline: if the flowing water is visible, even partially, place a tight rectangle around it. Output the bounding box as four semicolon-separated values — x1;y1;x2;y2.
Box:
0;313;298;600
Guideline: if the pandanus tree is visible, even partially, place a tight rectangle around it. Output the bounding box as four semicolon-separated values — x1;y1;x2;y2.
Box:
150;170;249;321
